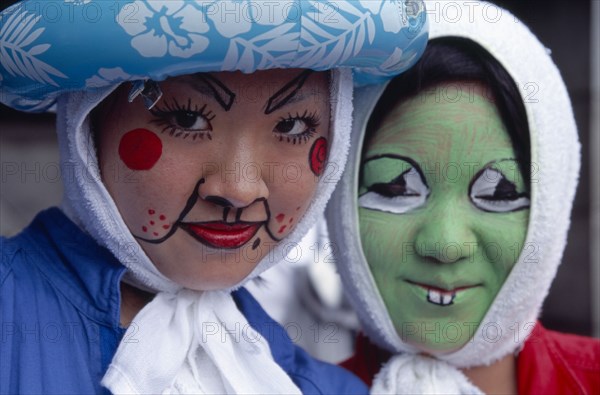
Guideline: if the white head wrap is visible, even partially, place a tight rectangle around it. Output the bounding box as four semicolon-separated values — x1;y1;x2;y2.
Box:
327;2;580;393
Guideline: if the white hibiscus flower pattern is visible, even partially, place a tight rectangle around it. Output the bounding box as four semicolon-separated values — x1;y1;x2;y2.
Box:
204;0;294;38
118;1;210;58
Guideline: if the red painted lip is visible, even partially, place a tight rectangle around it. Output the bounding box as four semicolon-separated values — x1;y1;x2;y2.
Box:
406;280;480;294
181;221;261;249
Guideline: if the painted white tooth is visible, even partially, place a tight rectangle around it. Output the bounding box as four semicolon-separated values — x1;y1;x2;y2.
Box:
428;289;441;304
442;294;453;305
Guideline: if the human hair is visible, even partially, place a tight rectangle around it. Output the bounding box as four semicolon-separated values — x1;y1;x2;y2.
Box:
366;37;531;185
0;1;20;11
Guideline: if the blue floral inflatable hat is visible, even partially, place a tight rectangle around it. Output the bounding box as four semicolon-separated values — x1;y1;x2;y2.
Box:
0;0;428;112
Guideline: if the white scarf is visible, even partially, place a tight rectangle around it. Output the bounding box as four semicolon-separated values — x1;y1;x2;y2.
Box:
371;355;482;395
103;290;300;394
56;69;354;394
327;2;580;393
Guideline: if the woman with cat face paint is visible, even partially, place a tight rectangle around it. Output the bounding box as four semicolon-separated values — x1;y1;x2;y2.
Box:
327;2;599;394
0;1;428;393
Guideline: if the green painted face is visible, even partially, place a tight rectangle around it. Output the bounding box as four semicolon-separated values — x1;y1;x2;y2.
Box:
358;82;530;354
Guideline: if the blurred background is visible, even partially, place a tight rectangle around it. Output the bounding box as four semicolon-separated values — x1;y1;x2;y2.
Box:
493;0;598;339
1;0;598;362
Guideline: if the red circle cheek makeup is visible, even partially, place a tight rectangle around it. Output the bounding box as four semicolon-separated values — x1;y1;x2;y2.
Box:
309;137;328;176
118;129;163;170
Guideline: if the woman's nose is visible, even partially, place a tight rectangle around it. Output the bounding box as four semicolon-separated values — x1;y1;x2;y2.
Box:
198;150;269;209
414;202;478;264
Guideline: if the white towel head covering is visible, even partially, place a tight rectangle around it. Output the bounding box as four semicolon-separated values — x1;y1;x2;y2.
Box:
57;68;354;296
7;1;433;393
327;1;580;393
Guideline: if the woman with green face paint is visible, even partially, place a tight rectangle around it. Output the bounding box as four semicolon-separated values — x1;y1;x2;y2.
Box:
327;2;599;394
359;79;530;357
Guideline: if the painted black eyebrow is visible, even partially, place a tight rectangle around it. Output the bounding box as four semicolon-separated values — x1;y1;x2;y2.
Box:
265;70;314;115
190;74;236;111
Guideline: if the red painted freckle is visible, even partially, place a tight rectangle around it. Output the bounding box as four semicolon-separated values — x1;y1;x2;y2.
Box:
153;232;159;236
148;209;155;215
150;221;155;226
278;225;287;234
162;224;170;230
296;206;301;211
276;213;285;223
159;215;166;221
289;217;294;224
142;226;148;232
119;129;163;171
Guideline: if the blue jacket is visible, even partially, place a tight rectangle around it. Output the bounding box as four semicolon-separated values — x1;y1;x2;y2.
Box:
1;208;367;395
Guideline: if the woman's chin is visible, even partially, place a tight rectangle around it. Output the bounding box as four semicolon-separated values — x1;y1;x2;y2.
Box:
401;335;471;356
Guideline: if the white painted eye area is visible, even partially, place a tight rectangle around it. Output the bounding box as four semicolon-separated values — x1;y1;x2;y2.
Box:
470;168;530;212
358;168;429;214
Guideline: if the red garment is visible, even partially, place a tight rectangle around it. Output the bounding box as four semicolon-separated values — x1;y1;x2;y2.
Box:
341;323;600;394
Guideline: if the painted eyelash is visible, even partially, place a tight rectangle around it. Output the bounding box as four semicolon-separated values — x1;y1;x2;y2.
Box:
275;110;321;145
474;192;529;202
150;98;215;141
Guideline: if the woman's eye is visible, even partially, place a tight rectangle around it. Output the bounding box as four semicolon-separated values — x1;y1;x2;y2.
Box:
150;99;215;139
172;111;211;131
274;118;309;135
274;111;320;144
470;168;530;212
358;168;429;214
